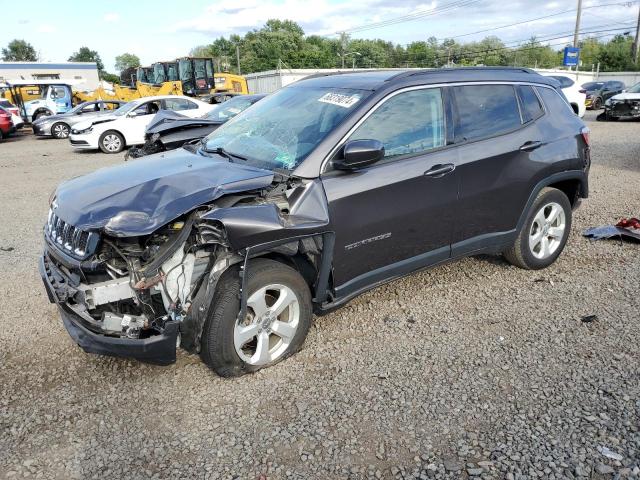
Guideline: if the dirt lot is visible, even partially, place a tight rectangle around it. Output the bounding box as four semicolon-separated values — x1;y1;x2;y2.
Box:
0;112;639;480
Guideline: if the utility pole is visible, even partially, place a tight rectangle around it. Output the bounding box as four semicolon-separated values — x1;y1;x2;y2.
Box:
573;0;582;48
634;4;640;64
236;45;241;75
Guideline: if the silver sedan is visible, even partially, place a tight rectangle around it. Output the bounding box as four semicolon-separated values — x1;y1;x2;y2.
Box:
32;100;126;139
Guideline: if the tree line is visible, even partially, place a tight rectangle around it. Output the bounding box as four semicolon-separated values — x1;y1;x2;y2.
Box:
2;19;638;86
190;20;640;74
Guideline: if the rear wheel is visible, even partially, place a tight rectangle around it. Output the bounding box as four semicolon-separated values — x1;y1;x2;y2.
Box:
200;258;312;377
51;122;70;139
503;187;572;270
99;130;125;153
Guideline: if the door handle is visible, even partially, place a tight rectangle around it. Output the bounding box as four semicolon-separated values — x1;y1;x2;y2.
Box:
520;140;543;152
424;163;455;178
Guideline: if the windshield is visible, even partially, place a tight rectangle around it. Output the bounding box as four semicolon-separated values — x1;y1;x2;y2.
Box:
583;82;604;90
68;102;90;114
204;86;368;170
113;101;141;116
628;82;640;93
203;96;258;122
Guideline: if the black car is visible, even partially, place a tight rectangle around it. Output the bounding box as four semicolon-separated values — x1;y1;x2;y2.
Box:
126;94;266;158
40;68;590;376
582;80;625;109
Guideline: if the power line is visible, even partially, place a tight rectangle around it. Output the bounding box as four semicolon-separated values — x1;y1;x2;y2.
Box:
330;0;484;36
436;1;639;41
382;27;633;66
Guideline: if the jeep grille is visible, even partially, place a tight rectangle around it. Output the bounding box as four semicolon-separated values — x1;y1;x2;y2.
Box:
46;208;98;259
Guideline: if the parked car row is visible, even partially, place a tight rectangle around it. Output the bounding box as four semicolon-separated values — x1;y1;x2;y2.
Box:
40;67;591;376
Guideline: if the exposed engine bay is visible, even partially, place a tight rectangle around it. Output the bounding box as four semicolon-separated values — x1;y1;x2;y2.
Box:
41;172;331;363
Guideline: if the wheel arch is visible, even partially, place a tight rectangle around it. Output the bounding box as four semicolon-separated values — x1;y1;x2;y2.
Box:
516;171;587;232
31;108;53;122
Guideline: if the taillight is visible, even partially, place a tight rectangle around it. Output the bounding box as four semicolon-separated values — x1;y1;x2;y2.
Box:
581;127;590;147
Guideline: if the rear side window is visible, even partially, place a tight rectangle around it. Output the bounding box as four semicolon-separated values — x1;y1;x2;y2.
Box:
453;85;521;142
164;98;198;111
518;86;544;123
349;88;445;160
536;87;574;117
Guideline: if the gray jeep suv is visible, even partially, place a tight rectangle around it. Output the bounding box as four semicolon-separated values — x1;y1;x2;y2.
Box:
40;68;590;376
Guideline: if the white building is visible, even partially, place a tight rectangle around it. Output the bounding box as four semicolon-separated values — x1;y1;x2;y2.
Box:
0;62;100;90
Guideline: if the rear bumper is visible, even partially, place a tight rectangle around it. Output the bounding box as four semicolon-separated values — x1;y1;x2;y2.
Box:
39;252;178;365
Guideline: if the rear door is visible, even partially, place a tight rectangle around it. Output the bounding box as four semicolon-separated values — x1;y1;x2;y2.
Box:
451;83;545;254
321;87;459;296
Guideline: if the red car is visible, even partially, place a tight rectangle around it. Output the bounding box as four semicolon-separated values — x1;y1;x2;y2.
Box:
0;107;15;139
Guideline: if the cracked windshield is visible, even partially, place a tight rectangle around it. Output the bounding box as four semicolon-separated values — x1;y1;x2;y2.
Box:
204;86;370;170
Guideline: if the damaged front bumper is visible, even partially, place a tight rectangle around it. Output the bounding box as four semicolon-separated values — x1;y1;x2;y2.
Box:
39;252;179;365
603;100;640;119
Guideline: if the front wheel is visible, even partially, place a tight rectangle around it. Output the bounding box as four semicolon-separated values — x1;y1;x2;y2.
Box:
99;130;125;153
200;258;312;377
503;187;572;270
592;97;602;110
51;122;70;139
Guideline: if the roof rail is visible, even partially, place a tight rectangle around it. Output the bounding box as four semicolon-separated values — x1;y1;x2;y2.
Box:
408;66;537;78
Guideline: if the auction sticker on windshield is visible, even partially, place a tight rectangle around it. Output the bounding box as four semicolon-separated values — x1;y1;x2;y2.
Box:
318;92;361;108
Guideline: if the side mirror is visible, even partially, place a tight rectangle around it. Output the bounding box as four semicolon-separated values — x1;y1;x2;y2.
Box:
127;111;138;118
334;139;385;170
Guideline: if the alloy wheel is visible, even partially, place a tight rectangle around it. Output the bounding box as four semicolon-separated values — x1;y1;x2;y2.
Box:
53;124;69;139
528;202;566;260
103;134;122;152
233;284;300;366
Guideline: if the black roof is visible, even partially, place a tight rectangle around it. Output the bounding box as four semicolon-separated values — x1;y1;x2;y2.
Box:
294;67;560;90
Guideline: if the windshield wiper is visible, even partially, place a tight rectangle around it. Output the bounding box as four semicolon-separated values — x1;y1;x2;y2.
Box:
200;144;248;162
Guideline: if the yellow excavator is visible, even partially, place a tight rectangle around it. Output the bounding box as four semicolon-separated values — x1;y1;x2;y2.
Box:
73;57;248;104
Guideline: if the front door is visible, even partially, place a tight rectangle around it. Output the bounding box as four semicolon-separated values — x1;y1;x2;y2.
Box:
321;87;459;297
126;100;161;144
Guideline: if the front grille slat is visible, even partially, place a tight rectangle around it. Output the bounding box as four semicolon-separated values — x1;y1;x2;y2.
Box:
45;208;98;259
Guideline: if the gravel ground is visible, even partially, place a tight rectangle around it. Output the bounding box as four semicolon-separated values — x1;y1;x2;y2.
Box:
0;112;639;480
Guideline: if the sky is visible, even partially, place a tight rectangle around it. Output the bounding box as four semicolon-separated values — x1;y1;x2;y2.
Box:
2;0;637;72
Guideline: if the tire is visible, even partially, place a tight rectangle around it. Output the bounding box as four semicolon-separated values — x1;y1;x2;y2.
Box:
503;187;572;270
51;122;70;139
200;258;312;377
99;130;125;154
592;97;602;110
0;129;4;141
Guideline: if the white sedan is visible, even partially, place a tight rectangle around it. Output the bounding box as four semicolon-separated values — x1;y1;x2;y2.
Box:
69;95;214;153
540;74;586;118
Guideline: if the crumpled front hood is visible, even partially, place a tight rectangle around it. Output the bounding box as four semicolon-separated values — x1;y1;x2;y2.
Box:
146;110;222;135
610;92;640;101
52;148;274;237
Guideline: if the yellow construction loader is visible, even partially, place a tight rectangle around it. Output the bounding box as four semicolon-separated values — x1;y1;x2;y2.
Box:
72;57;249;105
